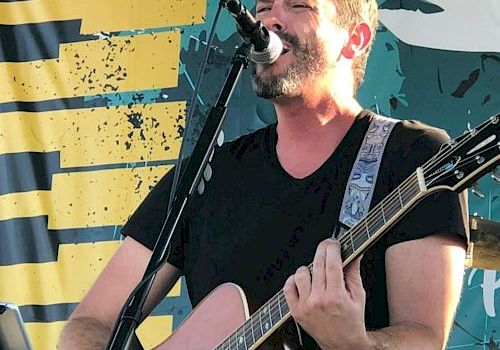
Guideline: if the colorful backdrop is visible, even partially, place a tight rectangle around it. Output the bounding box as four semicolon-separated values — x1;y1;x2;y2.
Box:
0;0;499;349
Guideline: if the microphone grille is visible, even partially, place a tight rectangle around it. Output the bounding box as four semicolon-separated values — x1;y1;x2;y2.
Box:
250;31;283;64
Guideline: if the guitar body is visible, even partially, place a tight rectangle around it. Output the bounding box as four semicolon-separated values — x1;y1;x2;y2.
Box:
158;283;249;350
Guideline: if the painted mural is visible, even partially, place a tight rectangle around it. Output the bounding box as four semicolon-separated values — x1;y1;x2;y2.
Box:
0;0;498;349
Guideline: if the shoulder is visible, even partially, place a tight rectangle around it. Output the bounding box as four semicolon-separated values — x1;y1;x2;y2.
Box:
377;116;452;187
393;118;450;153
386;118;451;168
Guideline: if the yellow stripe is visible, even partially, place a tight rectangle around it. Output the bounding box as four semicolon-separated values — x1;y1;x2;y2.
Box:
0;0;206;33
49;166;171;229
0;241;120;305
25;320;65;350
0;190;51;221
0;240;182;305
0;101;185;167
0;166;172;226
25;315;173;350
0;31;180;103
136;315;173;349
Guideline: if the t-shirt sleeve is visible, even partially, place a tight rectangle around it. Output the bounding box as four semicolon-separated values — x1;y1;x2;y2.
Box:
384;124;468;248
121;167;186;270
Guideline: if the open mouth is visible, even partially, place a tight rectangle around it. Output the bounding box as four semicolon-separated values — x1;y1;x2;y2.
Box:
281;47;291;56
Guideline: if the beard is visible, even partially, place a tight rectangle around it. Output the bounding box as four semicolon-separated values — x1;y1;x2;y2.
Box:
251;32;329;99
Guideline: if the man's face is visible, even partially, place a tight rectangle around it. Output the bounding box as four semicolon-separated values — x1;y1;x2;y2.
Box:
252;0;345;99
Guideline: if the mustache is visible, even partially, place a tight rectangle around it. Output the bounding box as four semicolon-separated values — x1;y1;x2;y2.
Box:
275;31;301;50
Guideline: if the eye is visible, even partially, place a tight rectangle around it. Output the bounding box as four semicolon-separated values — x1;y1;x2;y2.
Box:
257;6;271;13
292;4;311;9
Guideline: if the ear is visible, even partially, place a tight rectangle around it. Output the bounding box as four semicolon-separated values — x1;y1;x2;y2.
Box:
341;22;372;59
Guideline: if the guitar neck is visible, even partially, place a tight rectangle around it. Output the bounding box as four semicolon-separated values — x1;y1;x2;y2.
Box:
215;170;428;350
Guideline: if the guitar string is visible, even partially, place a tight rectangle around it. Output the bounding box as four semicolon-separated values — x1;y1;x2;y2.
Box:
421;143;499;188
338;175;419;251
336;174;419;251
215;119;498;349
348;118;498;259
215;292;290;350
346;141;499;271
214;175;421;349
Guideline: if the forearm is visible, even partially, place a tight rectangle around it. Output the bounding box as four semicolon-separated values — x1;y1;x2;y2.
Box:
58;316;112;350
365;322;442;350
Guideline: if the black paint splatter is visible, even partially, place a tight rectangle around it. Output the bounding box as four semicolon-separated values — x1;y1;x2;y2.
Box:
451;69;480;98
379;0;444;14
125;111;144;128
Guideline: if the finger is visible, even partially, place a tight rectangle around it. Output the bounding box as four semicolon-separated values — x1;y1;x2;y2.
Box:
294;266;312;300
325;239;345;292
344;255;365;300
311;239;328;293
283;275;299;311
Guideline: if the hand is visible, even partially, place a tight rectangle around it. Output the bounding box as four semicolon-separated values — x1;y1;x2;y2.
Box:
283;239;373;350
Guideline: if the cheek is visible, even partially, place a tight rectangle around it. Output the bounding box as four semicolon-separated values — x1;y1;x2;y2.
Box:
318;26;348;58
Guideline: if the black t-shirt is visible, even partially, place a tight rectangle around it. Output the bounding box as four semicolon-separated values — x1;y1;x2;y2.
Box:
122;110;466;348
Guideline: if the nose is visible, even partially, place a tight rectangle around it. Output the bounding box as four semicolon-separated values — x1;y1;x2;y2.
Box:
258;4;287;33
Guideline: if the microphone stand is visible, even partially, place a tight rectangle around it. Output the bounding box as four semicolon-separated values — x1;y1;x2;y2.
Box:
105;41;252;350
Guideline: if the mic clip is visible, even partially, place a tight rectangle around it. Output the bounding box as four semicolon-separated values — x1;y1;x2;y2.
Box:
236;21;270;52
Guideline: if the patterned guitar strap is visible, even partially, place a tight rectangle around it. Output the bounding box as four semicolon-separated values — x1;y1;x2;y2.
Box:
337;114;399;238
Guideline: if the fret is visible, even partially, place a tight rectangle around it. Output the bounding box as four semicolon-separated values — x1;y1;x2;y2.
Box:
249;315;256;345
259;308;266;336
391;197;401;216
267;304;273;328
270;299;281;326
223;338;231;350
252;312;263;340
397;186;404;208
364;219;370;239
236;326;247;350
244;322;253;349
380;202;386;223
277;292;283;319
228;332;237;350
261;306;271;333
349;233;355;254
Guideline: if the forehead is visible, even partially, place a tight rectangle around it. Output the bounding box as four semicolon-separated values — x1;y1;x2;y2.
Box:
256;0;321;4
256;0;334;9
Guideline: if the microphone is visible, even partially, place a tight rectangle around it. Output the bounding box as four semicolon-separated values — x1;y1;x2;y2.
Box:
224;0;283;64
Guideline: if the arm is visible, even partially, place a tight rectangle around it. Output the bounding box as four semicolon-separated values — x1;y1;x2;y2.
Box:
283;233;465;350
368;233;466;349
58;236;182;350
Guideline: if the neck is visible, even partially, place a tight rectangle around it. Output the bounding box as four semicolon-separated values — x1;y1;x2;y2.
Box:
272;93;362;178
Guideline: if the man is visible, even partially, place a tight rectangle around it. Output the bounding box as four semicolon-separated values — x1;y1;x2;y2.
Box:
59;0;467;349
